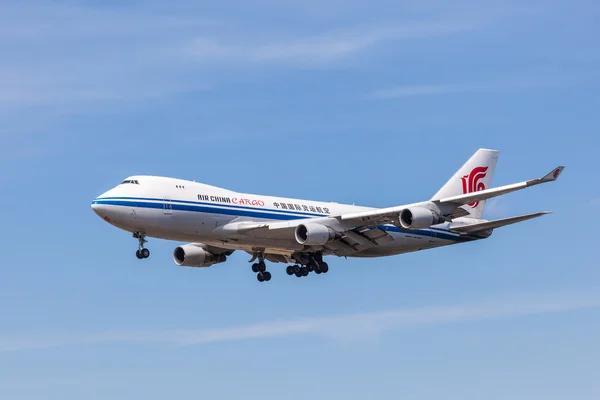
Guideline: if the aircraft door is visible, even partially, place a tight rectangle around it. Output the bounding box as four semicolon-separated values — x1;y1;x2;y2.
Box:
163;197;173;215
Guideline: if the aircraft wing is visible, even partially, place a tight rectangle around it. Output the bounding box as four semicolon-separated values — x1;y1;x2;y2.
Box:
333;166;563;228
437;166;564;208
449;211;551;234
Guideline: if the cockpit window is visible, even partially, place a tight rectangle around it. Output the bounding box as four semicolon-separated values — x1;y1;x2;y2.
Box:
121;179;140;185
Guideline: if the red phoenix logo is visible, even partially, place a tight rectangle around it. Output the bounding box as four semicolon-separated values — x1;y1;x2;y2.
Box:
461;166;488;208
553;168;561;179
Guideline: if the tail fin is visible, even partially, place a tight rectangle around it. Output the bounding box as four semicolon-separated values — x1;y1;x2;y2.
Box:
430;148;499;219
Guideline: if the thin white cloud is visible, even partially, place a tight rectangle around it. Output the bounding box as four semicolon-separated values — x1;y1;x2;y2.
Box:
0;0;483;112
366;75;582;99
1;291;598;353
369;83;479;98
181;20;480;66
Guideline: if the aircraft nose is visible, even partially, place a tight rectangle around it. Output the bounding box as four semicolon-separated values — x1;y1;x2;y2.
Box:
91;199;106;217
92;187;122;222
91;199;115;224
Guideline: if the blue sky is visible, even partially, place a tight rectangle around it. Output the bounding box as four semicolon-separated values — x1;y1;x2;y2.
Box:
1;0;600;398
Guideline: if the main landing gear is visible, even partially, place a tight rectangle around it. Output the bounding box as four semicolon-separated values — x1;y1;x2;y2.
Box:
286;253;329;278
248;251;329;282
251;258;272;283
285;262;329;277
134;232;150;259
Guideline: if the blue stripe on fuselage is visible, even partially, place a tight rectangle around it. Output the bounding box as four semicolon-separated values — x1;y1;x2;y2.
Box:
94;198;307;220
95;196;326;217
92;197;462;242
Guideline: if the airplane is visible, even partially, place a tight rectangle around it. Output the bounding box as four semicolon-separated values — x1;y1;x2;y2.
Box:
91;148;564;283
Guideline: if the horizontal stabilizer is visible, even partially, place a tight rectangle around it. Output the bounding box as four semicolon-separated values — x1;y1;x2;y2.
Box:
438;166;564;207
449;211;551;233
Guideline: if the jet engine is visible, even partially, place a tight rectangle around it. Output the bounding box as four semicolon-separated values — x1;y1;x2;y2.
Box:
295;223;339;245
173;243;227;267
399;207;442;230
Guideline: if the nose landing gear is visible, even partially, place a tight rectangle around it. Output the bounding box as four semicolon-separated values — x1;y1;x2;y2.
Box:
134;232;150;259
136;248;150;259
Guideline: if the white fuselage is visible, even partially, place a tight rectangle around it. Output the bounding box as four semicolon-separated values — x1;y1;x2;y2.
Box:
91;175;485;259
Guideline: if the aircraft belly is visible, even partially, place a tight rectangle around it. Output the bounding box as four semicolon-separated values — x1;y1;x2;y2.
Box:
125;207;465;258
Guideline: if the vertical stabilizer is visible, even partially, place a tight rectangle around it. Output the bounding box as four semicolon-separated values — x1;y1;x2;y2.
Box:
430;148;499;219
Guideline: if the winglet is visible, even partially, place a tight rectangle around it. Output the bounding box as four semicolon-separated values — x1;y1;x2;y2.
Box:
540;166;565;182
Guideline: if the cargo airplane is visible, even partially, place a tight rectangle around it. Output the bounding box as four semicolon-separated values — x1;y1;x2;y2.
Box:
91;149;564;282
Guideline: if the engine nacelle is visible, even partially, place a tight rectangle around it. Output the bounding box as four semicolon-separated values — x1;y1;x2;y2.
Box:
295;223;339;245
399;207;442;230
173;244;226;267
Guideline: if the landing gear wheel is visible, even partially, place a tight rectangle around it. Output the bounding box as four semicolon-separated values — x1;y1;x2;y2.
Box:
286;266;294;275
302;267;309;277
295;270;303;278
307;263;314;272
134;232;149;260
258;261;266;272
252;263;259;273
314;265;322;274
257;272;265;282
320;262;329;273
293;265;301;274
263;271;271;281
